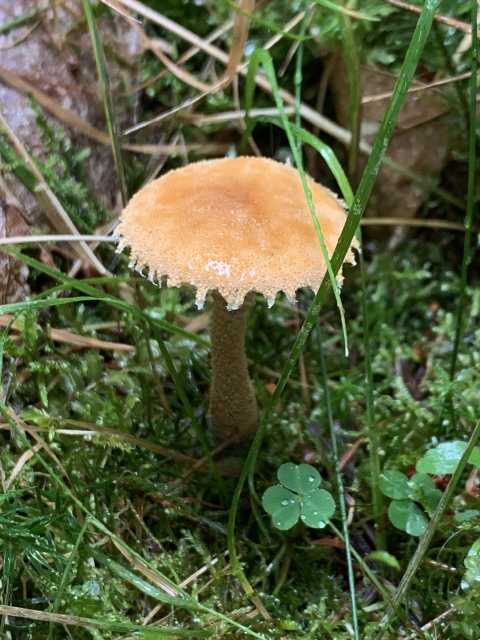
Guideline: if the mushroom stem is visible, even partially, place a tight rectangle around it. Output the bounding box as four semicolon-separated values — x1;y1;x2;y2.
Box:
209;291;258;440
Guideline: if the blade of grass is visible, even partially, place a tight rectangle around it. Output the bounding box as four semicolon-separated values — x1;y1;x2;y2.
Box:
317;329;360;639
82;0;128;206
359;229;385;549
228;0;442;608
340;0;362;181
0;604;209;637
313;0;379;21
449;0;478;381
48;520;89;640
243;48;350;357
380;420;480;634
0;296;107;315
255;117;354;205
0;5;46;35
0;247;207;345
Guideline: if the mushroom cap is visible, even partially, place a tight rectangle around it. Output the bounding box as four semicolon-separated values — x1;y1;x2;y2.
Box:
116;156;357;309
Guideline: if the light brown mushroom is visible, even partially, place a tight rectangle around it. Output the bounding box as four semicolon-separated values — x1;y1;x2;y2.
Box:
116;156;356;441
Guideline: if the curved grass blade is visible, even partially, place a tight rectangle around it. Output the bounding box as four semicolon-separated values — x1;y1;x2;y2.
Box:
243;47;350;356
1;247;207;345
254;117;354;206
0;296;104;315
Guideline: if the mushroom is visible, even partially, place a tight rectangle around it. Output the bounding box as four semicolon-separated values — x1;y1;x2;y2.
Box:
116;156;356;441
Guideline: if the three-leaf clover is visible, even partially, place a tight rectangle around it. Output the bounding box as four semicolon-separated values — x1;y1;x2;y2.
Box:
262;463;335;531
379;470;442;537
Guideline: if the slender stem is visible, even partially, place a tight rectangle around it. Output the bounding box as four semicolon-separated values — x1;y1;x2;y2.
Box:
318;331;360;639
449;0;478;380
359;232;385;549
341;0;362;182
209;292;257;440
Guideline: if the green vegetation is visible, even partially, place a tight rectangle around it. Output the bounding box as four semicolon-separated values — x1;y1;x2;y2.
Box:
0;0;479;638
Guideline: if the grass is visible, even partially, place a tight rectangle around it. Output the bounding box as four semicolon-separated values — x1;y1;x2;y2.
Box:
1;0;479;638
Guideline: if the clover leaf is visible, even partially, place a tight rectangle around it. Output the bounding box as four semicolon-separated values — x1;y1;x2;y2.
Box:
416;441;480;475
301;489;336;528
379;470;410;500
262;485;301;531
262;463;335;531
379;469;442;536
462;538;480;590
388;500;428;537
277;463;321;494
408;473;442;514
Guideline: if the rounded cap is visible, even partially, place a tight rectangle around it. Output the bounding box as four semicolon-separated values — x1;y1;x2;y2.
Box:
116;156;357;309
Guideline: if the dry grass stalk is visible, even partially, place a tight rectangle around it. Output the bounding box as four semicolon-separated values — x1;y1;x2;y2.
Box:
0;65;226;157
0;313;135;352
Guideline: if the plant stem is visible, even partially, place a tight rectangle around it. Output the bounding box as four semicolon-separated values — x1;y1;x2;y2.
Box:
341;0;362;182
318;330;360;639
209;292;257;440
359;232;386;549
449;0;478;380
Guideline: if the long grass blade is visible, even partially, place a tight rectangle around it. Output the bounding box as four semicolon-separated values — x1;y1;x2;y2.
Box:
449;0;478;380
0;604;208;637
254;117;354;204
243;48;350;356
82;0;128;206
359;231;385;549
227;0;442;608
318;330;360;638
340;0;362;180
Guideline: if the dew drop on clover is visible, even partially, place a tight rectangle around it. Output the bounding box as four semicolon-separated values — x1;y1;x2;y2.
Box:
281;499;289;506
308;476;315;482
